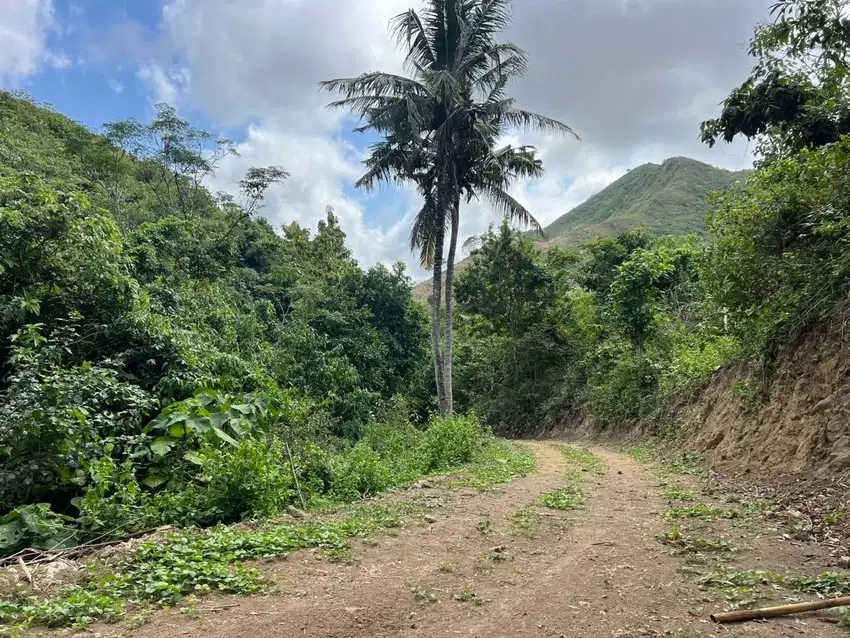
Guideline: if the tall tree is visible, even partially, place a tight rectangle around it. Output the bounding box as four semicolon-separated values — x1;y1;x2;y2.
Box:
321;0;576;415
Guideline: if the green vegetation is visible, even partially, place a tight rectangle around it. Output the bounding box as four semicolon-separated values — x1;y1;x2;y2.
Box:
540;486;584;511
0;437;531;631
662;488;696;502
445;441;535;491
542;158;748;247
448;0;850;439
658;529;732;555
696;569;850;598
663;504;726;523
560;446;605;475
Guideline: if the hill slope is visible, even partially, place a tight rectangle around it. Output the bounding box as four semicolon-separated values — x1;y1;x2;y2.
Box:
541;156;748;248
413;156;748;300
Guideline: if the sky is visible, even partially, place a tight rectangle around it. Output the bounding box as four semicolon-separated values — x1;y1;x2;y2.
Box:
0;0;772;279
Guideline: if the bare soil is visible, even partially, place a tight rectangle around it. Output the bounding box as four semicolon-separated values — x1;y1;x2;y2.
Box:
60;442;847;638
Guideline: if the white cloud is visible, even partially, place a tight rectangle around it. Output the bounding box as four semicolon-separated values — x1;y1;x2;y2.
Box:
0;0;68;83
137;62;191;105
113;0;769;279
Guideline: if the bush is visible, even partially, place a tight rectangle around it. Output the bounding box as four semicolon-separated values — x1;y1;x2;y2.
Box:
422;414;483;471
329;441;391;501
192;439;293;522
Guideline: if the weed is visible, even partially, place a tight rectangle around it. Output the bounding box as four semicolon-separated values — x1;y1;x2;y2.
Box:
663;504;725;522
447;441;536;491
560;446;604;475
661;452;705;476
622;442;658;463
696;569;850;597
410;586;439;604
476;517;493;535
509;508;540;536
662;487;696;501
540;486;585;511
658;529;732;555
453;588;483;605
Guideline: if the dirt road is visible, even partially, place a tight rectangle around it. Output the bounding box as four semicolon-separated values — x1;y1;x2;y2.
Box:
120;442;846;638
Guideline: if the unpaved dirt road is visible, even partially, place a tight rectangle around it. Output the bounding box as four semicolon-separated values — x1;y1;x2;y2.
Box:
115;442;845;638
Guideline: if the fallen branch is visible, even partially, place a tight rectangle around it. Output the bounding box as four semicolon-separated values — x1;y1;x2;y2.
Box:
711;595;850;624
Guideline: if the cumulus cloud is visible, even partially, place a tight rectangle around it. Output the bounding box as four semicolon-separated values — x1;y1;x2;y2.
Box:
0;0;69;83
109;0;773;276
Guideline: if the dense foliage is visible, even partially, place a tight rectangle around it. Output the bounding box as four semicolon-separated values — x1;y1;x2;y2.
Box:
0;90;493;554
453;0;850;435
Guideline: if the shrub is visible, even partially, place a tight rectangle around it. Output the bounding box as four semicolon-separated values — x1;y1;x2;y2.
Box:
329;441;391;501
422;414;482;471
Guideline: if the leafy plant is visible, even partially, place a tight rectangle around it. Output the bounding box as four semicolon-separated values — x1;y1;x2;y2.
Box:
0;504;77;554
540;486;585;511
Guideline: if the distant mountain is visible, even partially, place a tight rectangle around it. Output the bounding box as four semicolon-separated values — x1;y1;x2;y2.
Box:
540;156;748;249
412;156;748;301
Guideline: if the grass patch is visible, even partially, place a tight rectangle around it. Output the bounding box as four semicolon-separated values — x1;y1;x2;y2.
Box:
446;441;536;491
661;452;705;476
663;487;696;501
622;442;658;463
658;529;733;555
663;503;726;523
540;486;585;511
560;446;604;475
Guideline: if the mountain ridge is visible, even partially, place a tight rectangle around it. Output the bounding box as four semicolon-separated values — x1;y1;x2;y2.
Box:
412;156;749;300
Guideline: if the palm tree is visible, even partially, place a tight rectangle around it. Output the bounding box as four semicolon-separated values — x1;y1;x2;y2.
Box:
321;0;577;415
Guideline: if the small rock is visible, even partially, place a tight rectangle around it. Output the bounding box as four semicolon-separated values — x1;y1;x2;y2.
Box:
286;505;306;519
424;515;437;524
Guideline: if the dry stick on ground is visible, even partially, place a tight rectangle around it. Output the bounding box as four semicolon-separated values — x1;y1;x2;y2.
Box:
711;595;850;624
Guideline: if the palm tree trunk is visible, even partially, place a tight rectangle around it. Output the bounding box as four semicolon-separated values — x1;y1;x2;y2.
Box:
442;197;460;416
431;219;447;416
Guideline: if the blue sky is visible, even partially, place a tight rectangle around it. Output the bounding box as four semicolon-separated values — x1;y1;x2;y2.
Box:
1;0;766;277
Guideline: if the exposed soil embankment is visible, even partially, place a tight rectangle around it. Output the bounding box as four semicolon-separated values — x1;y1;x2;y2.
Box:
681;312;850;476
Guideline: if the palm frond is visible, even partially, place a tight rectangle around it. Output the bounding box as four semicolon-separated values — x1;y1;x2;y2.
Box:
500;106;580;139
484;185;545;236
389;9;436;71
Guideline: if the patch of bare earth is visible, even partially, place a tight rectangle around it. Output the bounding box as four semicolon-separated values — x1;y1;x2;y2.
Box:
58;443;847;638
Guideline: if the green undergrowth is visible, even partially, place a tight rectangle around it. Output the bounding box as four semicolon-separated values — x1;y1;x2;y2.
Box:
0;439;534;632
663;487;696;501
663;503;727;523
694;568;850;598
658;528;733;555
560;445;605;475
444;440;535;491
540;485;585;511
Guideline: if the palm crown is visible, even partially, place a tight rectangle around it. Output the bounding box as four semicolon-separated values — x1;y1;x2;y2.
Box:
321;0;577;414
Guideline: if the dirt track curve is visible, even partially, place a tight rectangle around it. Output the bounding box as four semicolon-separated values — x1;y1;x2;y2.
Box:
93;442;844;638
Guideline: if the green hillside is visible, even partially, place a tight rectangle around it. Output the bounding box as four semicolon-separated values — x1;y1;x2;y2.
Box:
541;157;748;248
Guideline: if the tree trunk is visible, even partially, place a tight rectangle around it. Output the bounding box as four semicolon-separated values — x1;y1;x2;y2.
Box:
431;219;447;416
442;197;460;416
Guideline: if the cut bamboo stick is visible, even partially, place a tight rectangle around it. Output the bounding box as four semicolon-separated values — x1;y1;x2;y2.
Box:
711;595;850;624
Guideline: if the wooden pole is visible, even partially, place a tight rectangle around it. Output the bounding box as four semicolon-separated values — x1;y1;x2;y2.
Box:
711;596;850;624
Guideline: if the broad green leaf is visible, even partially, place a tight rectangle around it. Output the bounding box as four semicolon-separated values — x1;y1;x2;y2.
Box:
150;438;176;457
212;427;239;447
